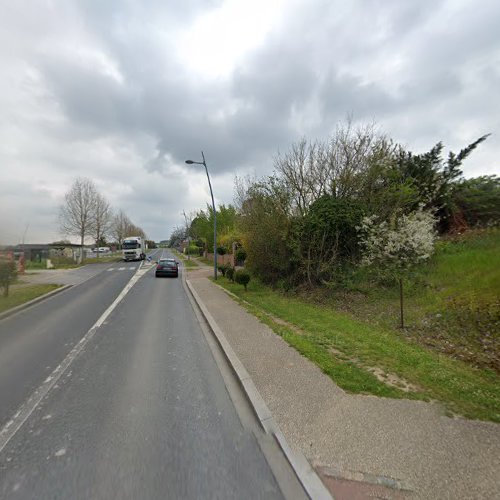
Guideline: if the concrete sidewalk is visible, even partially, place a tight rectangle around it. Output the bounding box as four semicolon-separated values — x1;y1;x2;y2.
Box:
187;267;500;500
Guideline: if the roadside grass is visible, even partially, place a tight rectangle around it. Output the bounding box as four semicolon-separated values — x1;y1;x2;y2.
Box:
197;256;213;266
24;260;47;270
182;259;199;268
334;228;500;373
0;284;61;313
215;276;500;422
171;249;199;267
24;254;123;270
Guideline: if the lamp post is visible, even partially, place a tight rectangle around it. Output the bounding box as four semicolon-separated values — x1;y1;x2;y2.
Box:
185;152;217;280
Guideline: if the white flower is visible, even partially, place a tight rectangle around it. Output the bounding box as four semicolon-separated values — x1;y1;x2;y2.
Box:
358;208;436;276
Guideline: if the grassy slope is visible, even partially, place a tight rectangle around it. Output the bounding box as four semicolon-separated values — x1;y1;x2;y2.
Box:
215;230;500;422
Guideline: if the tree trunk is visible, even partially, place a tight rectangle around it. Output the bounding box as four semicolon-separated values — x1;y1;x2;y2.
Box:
399;277;404;329
80;233;85;264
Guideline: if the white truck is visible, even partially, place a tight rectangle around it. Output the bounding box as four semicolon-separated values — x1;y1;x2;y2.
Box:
122;236;147;261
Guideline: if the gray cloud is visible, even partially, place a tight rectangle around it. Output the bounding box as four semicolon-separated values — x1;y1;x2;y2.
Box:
1;0;498;244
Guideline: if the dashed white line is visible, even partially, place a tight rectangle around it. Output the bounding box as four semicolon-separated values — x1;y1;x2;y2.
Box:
0;264;150;454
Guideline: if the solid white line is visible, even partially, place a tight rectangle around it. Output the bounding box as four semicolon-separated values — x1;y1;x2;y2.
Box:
0;265;148;454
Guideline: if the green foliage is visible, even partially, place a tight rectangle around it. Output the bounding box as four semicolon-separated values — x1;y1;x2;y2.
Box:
235;247;247;263
452;175;500;228
299;196;365;285
239;179;299;285
217;264;228;277
216;246;227;255
394;135;489;231
50;256;78;268
190;204;237;250
234;269;251;290
25;259;47;270
187;243;201;256
0;261;17;297
226;266;235;281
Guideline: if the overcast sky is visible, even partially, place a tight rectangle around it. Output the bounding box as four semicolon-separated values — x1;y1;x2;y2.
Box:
1;0;499;245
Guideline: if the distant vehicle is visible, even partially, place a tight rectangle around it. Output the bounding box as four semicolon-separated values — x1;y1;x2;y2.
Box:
90;247;110;253
122;236;146;261
155;258;179;278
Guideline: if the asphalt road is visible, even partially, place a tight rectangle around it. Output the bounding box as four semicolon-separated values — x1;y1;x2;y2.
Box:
0;260;145;429
0;252;292;499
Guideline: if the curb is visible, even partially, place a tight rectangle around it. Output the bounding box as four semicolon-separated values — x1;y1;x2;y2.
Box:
186;279;332;500
0;284;73;321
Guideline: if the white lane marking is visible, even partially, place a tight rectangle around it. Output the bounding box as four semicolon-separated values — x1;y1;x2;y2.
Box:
0;265;150;454
128;267;135;270
118;267;126;271
107;268;114;271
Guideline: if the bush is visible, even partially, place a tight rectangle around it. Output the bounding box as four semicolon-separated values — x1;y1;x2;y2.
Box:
25;259;47;270
218;264;228;277
234;269;251;291
187;244;200;256
217;246;228;256
0;261;17;297
235;247;247;263
226;266;235;281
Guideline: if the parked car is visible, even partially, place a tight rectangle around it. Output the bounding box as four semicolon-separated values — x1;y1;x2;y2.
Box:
155;258;179;278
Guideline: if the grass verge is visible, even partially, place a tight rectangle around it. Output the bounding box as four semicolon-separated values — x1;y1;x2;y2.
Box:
327;229;500;373
0;284;62;313
215;276;500;423
171;249;199;267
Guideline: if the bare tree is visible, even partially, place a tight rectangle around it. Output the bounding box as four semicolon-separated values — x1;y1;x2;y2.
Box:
92;193;113;257
111;210;146;247
111;210;131;248
273;138;328;216
59;178;98;261
273;120;395;215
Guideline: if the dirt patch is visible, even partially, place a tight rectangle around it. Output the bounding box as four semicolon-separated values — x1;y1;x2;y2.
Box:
328;348;421;393
263;307;421;393
366;366;421;393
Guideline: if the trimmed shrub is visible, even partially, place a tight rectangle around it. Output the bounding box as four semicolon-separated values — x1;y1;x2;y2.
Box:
226;266;235;282
217;246;228;256
234;269;251;291
235;247;247;264
217;264;228;277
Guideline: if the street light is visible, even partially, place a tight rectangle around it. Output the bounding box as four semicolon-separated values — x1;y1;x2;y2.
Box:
185;151;217;280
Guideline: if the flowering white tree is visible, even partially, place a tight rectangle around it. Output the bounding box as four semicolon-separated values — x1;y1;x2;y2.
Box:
358;208;437;328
